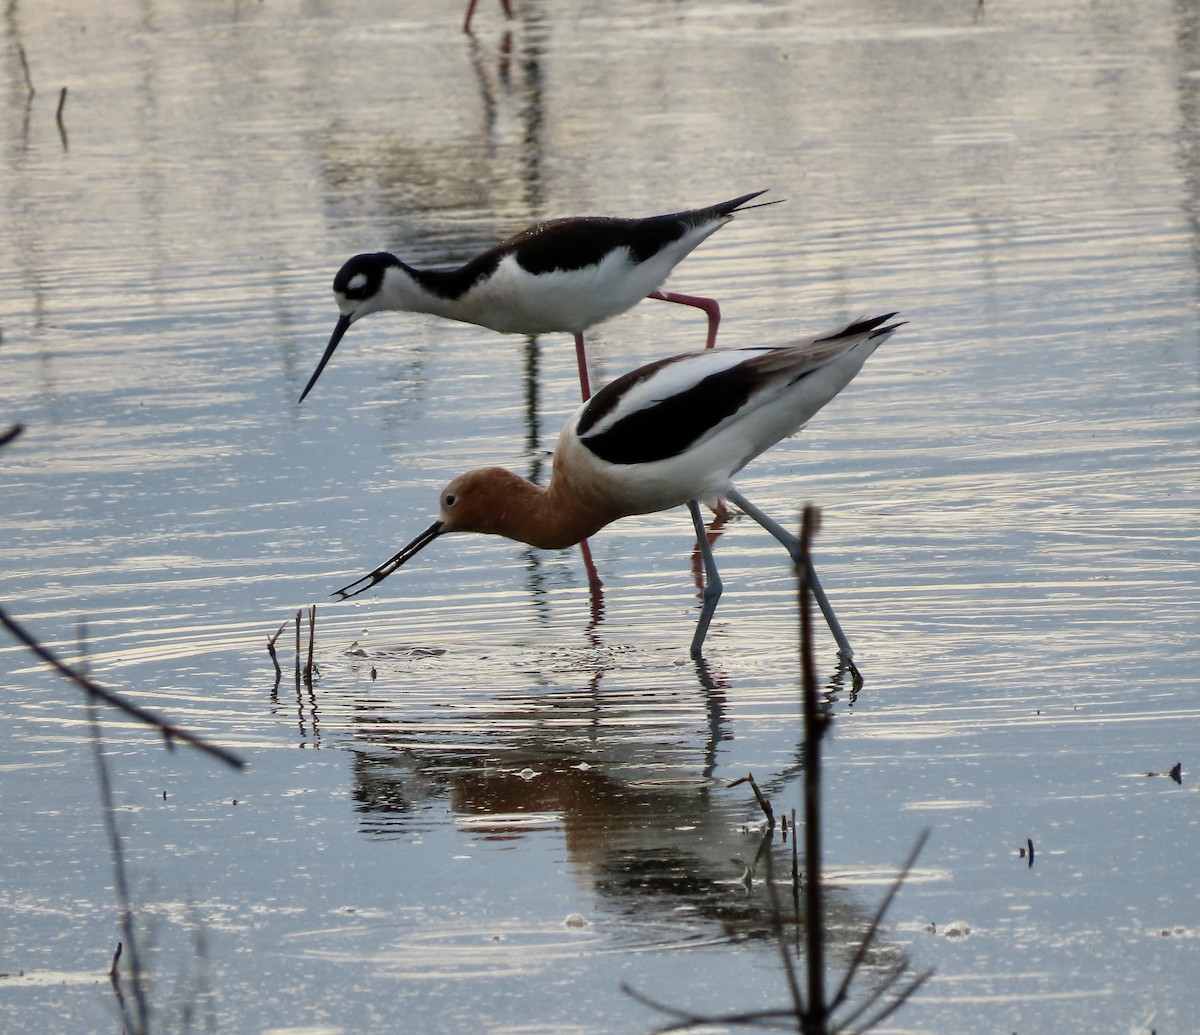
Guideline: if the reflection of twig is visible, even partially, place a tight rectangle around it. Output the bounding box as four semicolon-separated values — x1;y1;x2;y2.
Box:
56;86;68;149
826;830;932;1032
17;44;35;95
626;504;931;1034
87;698;149;1035
0;605;244;769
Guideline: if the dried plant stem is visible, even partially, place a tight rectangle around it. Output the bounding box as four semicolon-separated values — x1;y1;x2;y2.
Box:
294;609;302;683
304;604;317;683
728;772;775;831
267;619;287;680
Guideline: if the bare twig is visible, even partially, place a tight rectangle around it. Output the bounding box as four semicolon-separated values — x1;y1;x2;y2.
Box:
0;605;244;769
304;604;317;683
728;772;776;831
267;618;287;680
294;609;301;683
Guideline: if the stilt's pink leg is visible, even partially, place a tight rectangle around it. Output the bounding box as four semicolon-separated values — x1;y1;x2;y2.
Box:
647;289;722;349
573;332;592;401
690;509;730;596
578;538;605;629
647;292;726;511
464;0;513;33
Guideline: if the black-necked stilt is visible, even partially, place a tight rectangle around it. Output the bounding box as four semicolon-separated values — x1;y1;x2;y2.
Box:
298;190;780;404
333;313;902;661
463;0;512;33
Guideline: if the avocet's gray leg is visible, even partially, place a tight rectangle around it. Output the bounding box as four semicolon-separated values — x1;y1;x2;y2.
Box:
725;488;855;663
688;500;723;658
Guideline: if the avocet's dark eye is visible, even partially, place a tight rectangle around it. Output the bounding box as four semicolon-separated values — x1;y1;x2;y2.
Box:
443;493;458;508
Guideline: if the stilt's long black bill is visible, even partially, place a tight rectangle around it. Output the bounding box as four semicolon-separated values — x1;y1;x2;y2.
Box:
334;520;445;600
298;314;352;403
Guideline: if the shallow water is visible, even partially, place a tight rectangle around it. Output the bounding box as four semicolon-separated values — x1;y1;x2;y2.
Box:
2;0;1198;1031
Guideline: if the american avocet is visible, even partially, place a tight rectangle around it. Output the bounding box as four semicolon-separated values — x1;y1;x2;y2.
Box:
333;314;902;660
463;0;511;33
298;191;779;404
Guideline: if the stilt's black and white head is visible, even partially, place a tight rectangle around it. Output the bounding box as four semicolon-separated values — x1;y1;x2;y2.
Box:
298;252;402;403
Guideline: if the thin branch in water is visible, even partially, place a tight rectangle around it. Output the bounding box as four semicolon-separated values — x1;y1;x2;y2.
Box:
294;609;302;684
0;605;244;769
267;618;287;682
304;604;317;684
729;772;776;831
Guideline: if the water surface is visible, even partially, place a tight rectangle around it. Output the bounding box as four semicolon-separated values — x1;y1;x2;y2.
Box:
2;0;1198;1031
